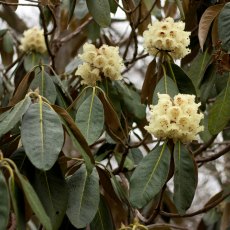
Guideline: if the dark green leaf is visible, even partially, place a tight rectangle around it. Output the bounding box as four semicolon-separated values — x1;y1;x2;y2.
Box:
87;21;101;42
173;142;198;215
208;74;230;135
68;0;77;23
66;164;100;228
129;143;171;208
8;177;26;230
0;170;10;230
218;3;230;52
200;64;217;104
108;0;118;13
0;29;8;37
33;164;68;230
75;90;104;145
90;195;115;230
30;69;57;103
21;102;64;170
152;76;179;104
166;63;196;96
0;96;31;138
86;0;111;27
15;170;52;230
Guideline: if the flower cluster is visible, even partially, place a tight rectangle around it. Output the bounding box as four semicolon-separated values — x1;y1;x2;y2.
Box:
75;43;124;86
145;93;204;143
19;27;46;54
143;17;191;59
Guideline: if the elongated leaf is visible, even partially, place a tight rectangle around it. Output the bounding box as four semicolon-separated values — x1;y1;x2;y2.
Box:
3;32;14;53
90;195;115;230
175;0;185;20
24;52;43;72
8;177;26;230
52;105;94;173
108;0;117;13
0;170;10;230
32;164;68;230
218;3;230;52
209;74;230;135
173;142;198;215
30;69;57;103
198;4;223;51
68;0;77;23
66;165;100;228
21;102;64;170
166;63;196;95
15;170;52;230
0;96;31;138
86;0;111;27
130;144;171;208
200;64;217;104
76;91;104;145
152;76;179;104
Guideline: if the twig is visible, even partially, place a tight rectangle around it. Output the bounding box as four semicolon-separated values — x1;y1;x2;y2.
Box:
196;144;230;163
0;0;37;6
147;223;187;230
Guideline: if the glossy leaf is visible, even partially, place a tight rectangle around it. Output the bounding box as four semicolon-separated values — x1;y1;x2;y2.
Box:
130;143;171;208
173;142;198;215
15;170;52;230
66;164;100;228
198;4;223;51
0;96;31;138
218;3;230;52
152;76;179;104
21;102;64;170
0;170;10;230
75;90;104;145
90;195;115;230
32;164;68;230
208;74;230;135
166;62;196;96
8;177;26;230
30;68;57;103
86;0;111;27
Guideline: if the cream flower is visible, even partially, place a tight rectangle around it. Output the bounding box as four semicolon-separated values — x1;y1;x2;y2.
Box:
143;17;191;59
145;93;204;143
19;27;46;54
75;43;124;86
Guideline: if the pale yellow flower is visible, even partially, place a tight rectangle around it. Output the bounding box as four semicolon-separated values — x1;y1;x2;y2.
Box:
145;93;204;143
75;43;124;86
19;27;46;54
143;17;191;59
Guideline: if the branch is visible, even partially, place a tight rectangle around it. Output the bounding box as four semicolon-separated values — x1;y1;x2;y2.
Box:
196;144;230;163
0;0;37;6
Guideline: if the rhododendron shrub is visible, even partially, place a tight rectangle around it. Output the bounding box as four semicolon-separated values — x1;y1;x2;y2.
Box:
0;1;230;230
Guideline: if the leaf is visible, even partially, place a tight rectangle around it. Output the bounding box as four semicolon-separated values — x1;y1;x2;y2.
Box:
3;32;14;53
98;89;127;143
200;64;217;104
218;3;230;52
0;170;10;230
75;89;104;145
198;4;224;51
23;52;43;72
175;0;185;20
9;70;35;106
141;59;157;104
208;74;230;135
68;0;77;23
66;164;100;228
173;142;198;215
32;164;68;230
166;62;196;96
8;177;26;230
30;68;57;103
90;195;115;230
152;76;179;104
0;96;31;138
129;143;171;208
86;0;111;27
15;170;52;230
52;105;94;173
108;0;118;13
21;102;64;170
